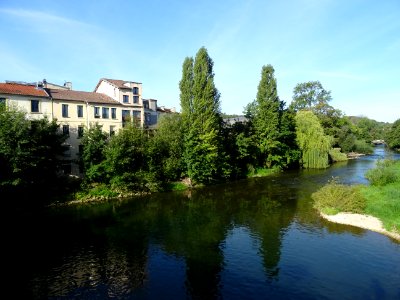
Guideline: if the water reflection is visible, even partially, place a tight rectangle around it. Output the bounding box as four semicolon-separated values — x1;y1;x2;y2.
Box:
7;145;400;299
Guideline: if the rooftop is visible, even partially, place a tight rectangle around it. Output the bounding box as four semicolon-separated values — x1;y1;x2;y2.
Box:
95;78;142;91
47;89;120;105
0;82;49;98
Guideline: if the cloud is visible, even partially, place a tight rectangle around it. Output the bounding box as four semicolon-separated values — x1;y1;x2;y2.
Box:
0;8;94;30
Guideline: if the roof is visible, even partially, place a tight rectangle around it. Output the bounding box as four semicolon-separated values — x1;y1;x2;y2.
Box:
94;78;142;91
0;82;49;98
157;107;174;113
47;89;120;105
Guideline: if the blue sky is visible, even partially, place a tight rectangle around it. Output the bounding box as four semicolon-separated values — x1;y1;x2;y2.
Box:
1;0;399;123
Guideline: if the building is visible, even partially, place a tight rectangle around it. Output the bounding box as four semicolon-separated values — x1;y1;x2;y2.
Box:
0;78;174;176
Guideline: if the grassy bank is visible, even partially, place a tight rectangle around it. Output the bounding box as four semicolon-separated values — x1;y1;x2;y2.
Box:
312;159;400;233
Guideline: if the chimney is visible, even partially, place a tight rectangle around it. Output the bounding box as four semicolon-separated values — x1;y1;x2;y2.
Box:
64;81;72;90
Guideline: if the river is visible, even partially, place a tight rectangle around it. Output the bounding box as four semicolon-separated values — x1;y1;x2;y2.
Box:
6;145;400;299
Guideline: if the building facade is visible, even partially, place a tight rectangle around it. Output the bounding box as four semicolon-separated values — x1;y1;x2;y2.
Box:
0;78;173;176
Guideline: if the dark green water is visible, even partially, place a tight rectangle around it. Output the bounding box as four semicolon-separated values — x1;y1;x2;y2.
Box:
6;146;400;299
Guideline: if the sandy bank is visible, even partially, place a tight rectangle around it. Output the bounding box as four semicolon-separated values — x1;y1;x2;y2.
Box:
320;212;400;241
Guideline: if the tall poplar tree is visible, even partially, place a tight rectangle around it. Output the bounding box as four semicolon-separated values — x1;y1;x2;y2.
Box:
179;47;226;184
179;57;194;127
252;64;282;167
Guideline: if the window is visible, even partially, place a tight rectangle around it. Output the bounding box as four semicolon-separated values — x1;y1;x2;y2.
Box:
78;126;84;138
31;100;39;113
133;111;141;120
62;163;71;175
62;104;69;117
133;87;139;94
102;107;109;119
62;125;69;136
122;110;130;121
145;113;151;124
123;95;129;103
122;110;130;126
143;100;149;109
94;106;100;118
77;105;83;118
0;98;5;106
133;96;139;104
78;144;84;154
110;125;115;136
111;108;117;119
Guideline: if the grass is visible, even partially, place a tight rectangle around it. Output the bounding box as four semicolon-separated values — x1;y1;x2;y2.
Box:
75;183;119;200
166;181;189;191
247;166;281;177
312;160;400;233
362;183;400;232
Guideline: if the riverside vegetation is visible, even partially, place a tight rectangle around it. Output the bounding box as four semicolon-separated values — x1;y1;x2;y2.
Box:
312;159;400;234
1;46;399;206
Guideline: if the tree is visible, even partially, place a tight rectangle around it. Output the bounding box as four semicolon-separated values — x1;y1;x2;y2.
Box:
295;110;332;169
0;104;66;189
179;56;194;128
290;81;332;112
80;123;109;183
150;113;184;181
251;65;282;168
103;123;152;190
179;47;228;184
385;119;400;150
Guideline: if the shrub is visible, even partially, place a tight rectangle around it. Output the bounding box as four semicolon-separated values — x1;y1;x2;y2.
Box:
365;159;399;186
312;178;366;214
353;139;374;154
329;148;348;162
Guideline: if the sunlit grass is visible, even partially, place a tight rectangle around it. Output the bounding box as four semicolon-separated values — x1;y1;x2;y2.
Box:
166;181;189;191
312;160;400;233
362;183;400;232
247;166;281;177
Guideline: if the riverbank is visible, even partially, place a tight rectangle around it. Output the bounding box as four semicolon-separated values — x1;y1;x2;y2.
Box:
320;212;400;241
312;159;400;240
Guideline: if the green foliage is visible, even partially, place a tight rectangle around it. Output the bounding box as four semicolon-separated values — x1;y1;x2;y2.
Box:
329;148;348;162
365;159;399;186
179;47;228;184
80;123;108;182
362;160;400;231
362;183;400;232
312;179;366;214
166;181;188;191
252;65;282;168
152;114;184;181
79;183;119;199
295;110;332;168
247;166;280;177
179;56;194;127
103;124;150;187
291;81;332;112
353;139;374;154
385;119;400;150
0;106;66;188
314;160;400;233
278;108;301;168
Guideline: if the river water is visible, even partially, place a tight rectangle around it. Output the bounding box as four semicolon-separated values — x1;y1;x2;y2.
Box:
6;146;400;299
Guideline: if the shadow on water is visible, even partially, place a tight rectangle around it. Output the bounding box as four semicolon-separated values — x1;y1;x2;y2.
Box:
6;145;400;299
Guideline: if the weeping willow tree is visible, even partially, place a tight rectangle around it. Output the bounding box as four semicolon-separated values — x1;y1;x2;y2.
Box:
295;110;332;169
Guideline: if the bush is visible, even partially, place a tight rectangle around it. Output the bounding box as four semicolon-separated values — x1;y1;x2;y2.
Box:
312;178;366;214
365;159;399;186
329;148;348;162
353;139;374;154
